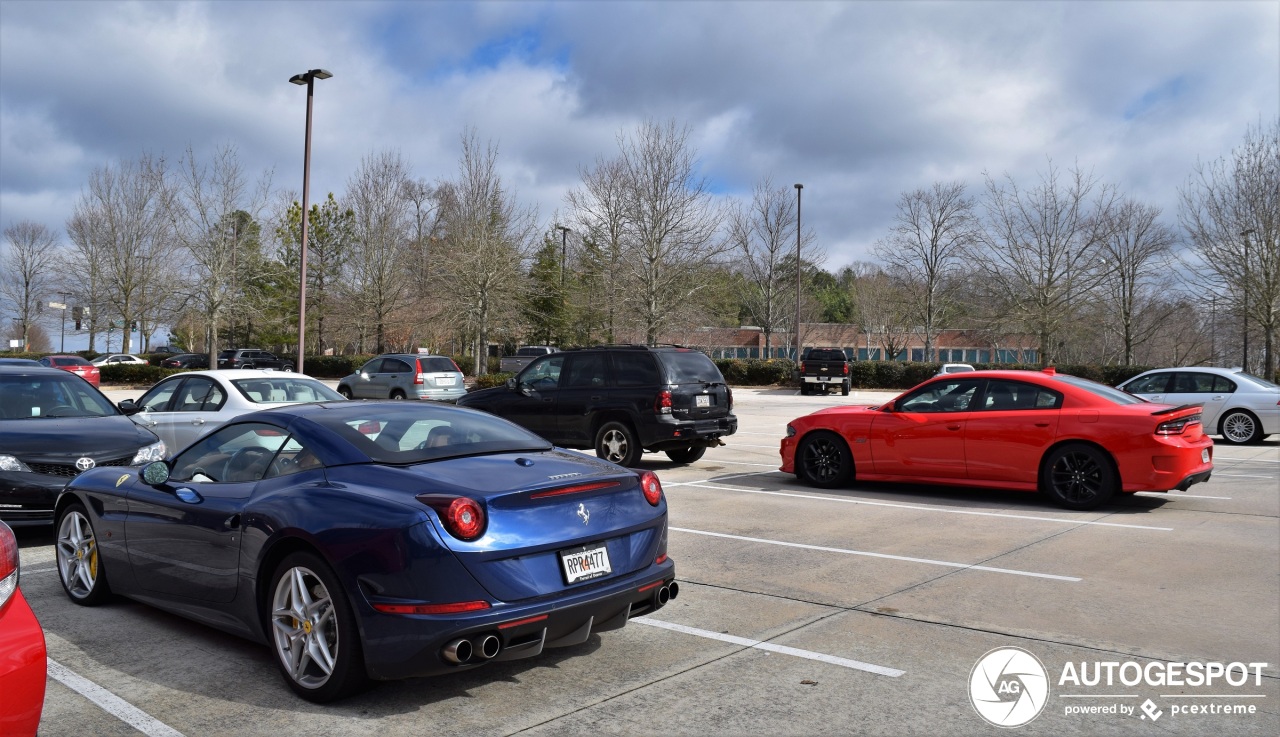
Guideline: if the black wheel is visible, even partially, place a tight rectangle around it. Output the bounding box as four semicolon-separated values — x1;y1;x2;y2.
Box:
665;446;707;464
795;431;853;488
841;382;850;396
1041;444;1116;510
55;503;112;606
281;364;294;373
389;389;406;400
1219;410;1262;445
596;421;641;467
800;384;810;396
337;386;353;399
267;552;369;703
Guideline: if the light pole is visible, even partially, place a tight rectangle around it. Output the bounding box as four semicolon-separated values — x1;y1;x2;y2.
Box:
794;183;803;361
1241;228;1255;371
556;225;569;288
289;68;333;374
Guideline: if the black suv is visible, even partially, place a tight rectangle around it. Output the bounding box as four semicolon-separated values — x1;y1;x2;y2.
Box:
457;345;737;466
216;349;294;371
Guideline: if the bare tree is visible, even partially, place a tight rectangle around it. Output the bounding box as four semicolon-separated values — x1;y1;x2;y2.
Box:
974;160;1118;366
344;150;416;354
616;120;726;345
843;263;914;360
729;177;814;354
873;181;977;361
1098;199;1179;364
567;156;630;343
435;131;537;373
1;221;60;350
1180;119;1279;377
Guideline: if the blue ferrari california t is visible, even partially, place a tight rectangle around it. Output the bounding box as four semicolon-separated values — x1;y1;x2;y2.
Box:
54;401;676;702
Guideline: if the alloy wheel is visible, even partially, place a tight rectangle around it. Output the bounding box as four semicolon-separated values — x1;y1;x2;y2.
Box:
271;566;338;690
56;509;99;599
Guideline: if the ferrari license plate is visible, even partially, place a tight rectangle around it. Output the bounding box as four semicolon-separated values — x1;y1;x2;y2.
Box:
560;544;611;584
696;395;711;407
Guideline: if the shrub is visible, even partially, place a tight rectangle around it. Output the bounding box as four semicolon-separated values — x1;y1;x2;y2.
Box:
301;355;371;379
98;364;175;386
472;372;514;389
872;361;906;389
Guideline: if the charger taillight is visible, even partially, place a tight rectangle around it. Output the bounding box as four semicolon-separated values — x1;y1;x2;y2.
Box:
0;522;18;611
1156;414;1201;435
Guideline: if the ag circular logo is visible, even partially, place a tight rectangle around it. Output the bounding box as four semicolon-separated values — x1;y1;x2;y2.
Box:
969;647;1050;728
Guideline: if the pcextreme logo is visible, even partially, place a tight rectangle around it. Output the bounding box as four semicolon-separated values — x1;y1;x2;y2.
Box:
969;647;1051;728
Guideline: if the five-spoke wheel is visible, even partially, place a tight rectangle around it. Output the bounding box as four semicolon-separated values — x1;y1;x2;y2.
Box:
795;431;853;488
268;552;366;702
56;504;111;605
596;421;641;467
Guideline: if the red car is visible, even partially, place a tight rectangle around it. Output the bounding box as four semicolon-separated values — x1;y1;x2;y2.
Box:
38;355;100;387
780;369;1213;510
0;520;47;736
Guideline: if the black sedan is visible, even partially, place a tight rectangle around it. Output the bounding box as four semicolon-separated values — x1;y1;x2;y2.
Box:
55;401;677;702
0;366;165;526
160;353;210;369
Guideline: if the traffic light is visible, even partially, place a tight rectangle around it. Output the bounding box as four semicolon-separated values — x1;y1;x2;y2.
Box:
75;317;82;330
131;321;138;330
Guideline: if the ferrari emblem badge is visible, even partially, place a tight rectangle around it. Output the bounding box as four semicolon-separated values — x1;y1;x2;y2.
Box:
577;503;590;525
116;474;130;487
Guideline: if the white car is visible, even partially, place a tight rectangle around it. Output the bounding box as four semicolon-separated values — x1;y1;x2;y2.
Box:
1118;367;1280;444
91;353;148;366
117;369;346;452
935;363;976;376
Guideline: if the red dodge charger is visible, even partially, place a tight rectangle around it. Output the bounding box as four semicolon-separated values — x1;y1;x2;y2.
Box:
780;369;1213;510
1;520;47;736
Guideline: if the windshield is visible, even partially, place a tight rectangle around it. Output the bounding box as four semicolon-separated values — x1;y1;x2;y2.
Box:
0;374;117;418
311;404;552;463
231;377;345;404
1054;374;1147;405
658;350;724;384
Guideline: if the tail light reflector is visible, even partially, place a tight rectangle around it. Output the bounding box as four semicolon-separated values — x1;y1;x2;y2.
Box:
1;522;18;611
655;390;672;414
374;600;490;615
1156;414;1202;435
798;361;805;372
842;364;849;375
638;470;663;506
417;494;487;540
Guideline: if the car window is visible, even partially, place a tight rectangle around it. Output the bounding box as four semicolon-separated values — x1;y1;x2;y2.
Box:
316;406;551;463
170;422;289;483
563;353;608;388
231;377;343;403
175;377;226;411
418;357;457;372
1124;373;1170;394
657;350;723;384
898;379;982;413
0;375;116;419
806;349;845;361
137;379;182;412
981;380;1061;410
1233;371;1278;389
264;435;323;478
520;355;565;389
1055;374;1147;405
612;353;662;387
385;358;412;373
1211;375;1237;392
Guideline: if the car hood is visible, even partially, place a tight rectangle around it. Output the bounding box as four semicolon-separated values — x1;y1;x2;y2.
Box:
454;385;508;407
2;415;160;456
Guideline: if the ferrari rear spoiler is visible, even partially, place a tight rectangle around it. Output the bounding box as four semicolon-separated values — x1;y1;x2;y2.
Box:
1151;403;1203;416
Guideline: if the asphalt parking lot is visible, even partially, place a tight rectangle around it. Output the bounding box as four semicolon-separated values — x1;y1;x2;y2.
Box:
15;387;1280;736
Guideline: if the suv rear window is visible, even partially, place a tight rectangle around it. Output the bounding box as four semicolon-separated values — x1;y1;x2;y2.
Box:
417;357;457;372
805;349;846;361
657;351;723;384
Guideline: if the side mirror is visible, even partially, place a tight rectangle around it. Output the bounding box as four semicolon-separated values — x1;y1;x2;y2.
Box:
505;377;516;390
118;399;141;415
141;461;170;486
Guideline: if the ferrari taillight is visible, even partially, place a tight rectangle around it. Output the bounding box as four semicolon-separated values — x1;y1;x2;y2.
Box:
418;494;487;541
638;470;663;506
1156;414;1201;435
0;522;18;611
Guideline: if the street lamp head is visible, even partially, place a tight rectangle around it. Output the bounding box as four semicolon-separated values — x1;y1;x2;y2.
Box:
289;69;334;85
1240;228;1256;237
289;74;308;86
794;183;803;190
556;225;570;234
310;69;333;80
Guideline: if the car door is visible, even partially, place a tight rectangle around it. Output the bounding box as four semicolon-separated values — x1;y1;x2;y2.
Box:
964;379;1062;485
129;377;184;447
555;351;610;446
504;354;567;441
377;357;414;398
1170;371;1234;428
167;376;229;451
868;378;980;479
1122;372;1172;404
124;422;285;603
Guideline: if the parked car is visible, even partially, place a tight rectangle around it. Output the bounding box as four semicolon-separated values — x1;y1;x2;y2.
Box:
0;358;39;366
796;347;850;396
338;354;466;402
935;362;976;376
1118;367;1280;445
0;365;165;526
160;353;210;369
216;349;294;371
780;368;1213;510
118;369;345;451
54;401;676;702
91;353;148;367
0;520;46;735
38;354;100;387
499;346;558;374
458;345;737;466
150;345;186;354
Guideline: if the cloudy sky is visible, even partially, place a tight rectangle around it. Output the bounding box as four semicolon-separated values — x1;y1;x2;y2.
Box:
1;0;1277;271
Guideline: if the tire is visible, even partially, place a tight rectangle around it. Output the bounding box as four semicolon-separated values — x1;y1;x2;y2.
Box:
1219;410;1262;445
55;503;112;606
281;364;294;373
389;389;406;400
595;421;642;467
841;382;850;396
800;384;810;396
267;552;369;703
665;446;707;464
795;431;853;488
1041;444;1116;510
337;386;353;399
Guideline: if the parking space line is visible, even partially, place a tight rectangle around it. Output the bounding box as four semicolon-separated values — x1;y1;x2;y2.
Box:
672;527;1082;581
47;658;186;737
634;617;905;677
1133;491;1233;498
671;481;1174;531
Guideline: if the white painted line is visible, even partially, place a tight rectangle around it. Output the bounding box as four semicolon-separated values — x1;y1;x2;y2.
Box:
47;659;186;737
1135;492;1232;499
672;527;1082;581
634;617;904;677
1213;456;1280;463
680;481;1174;531
1211;473;1274;479
697;461;784;469
725;443;785;451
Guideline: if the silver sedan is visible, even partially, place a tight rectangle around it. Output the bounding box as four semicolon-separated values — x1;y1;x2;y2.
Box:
1118;366;1280;444
118;369;346;452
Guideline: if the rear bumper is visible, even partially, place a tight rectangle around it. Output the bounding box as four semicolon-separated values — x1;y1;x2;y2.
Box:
642;415;738;451
360;560;676;681
0;589;48;736
801;375;848;384
1119;436;1214;493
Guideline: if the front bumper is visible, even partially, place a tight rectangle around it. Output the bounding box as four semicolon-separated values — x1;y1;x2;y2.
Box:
360;560;676;681
0;472;66;526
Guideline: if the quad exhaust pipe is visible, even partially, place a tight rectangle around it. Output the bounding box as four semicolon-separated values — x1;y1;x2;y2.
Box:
654;580;680;608
443;633;502;664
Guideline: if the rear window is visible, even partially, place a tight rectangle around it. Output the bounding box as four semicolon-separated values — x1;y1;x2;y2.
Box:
417;357;458;372
314;405;551;463
232;377;345;404
1054;374;1146;405
657;351;724;384
53;356;91;366
805;349;846;362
